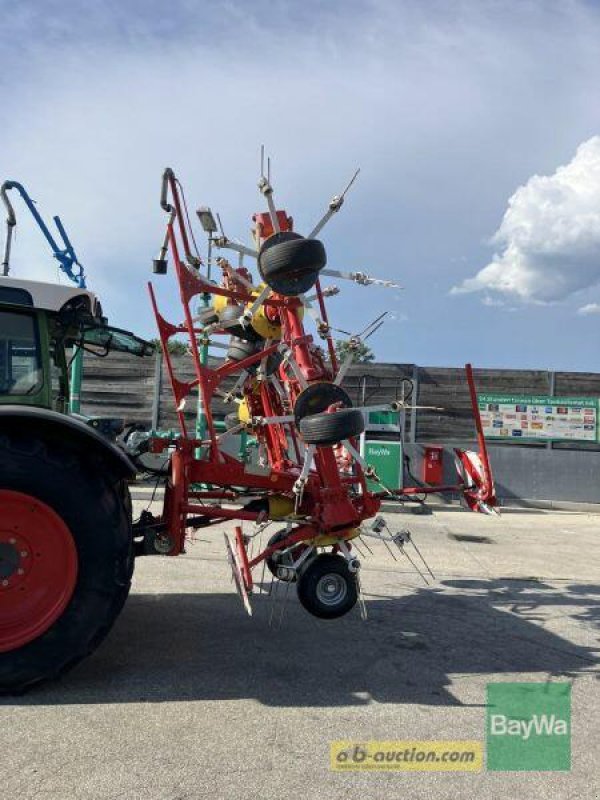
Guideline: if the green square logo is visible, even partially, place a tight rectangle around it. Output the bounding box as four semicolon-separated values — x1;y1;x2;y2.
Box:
486;683;571;771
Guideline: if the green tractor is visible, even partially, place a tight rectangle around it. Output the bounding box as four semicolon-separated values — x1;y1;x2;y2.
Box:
0;274;153;692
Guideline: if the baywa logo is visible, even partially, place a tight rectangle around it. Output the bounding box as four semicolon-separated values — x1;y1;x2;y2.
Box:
486;682;571;771
368;447;391;457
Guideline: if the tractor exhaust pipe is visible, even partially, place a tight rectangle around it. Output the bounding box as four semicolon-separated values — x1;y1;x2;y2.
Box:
1;181;17;276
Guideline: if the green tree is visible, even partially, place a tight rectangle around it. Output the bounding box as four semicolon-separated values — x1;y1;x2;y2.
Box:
334;339;375;364
149;338;189;356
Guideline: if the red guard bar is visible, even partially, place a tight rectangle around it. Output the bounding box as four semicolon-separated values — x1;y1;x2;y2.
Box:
465;362;494;499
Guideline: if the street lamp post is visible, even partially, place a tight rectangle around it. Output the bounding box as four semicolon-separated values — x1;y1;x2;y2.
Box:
196;207;218;446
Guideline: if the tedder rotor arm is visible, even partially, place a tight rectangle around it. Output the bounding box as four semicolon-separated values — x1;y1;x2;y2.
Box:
307;168;360;239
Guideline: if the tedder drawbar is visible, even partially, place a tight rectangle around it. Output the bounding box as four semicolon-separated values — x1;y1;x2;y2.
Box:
144;158;497;619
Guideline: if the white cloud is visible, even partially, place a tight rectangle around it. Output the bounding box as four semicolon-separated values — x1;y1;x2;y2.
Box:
481;295;505;307
578;302;600;315
452;136;600;303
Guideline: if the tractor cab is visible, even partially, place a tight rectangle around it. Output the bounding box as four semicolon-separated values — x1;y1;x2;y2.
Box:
0;276;153;414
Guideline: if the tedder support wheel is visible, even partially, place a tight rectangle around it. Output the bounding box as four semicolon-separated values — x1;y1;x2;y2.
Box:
293;382;353;425
224;411;241;430
258;231;326;296
226;337;282;376
265;529;308;582
299;408;365;446
296;554;358;619
218;305;262;342
226;336;260;363
197;306;219;327
0;433;133;693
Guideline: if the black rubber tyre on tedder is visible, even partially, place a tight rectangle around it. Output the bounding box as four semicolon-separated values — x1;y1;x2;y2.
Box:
297;554;358;619
226;336;260;363
218;305;262;342
299;408;365;446
265;529;308;582
293;382;353;424
258;232;326;296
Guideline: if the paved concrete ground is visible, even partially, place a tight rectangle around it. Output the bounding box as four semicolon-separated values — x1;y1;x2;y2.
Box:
2;503;600;799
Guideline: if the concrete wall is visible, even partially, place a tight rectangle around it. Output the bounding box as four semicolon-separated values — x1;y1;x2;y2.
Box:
80;353;600;505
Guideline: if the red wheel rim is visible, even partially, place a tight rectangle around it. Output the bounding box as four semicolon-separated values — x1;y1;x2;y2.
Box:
0;490;78;652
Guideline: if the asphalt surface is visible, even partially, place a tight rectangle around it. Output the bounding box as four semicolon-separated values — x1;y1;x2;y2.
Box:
2;502;599;799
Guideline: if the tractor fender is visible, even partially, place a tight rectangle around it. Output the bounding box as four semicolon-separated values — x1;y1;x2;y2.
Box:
0;405;135;480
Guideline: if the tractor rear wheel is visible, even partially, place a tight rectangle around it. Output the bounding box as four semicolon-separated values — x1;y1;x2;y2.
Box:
0;432;133;693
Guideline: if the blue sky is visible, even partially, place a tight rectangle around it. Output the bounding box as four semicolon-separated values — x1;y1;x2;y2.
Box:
2;0;600;369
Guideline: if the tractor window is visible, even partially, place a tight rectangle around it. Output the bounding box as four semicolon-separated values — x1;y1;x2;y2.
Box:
0;311;43;396
80;323;154;357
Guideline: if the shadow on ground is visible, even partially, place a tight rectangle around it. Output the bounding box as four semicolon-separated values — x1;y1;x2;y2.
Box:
442;578;600;630
5;576;599;708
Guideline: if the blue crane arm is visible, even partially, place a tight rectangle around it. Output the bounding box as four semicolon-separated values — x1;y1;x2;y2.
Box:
0;180;86;288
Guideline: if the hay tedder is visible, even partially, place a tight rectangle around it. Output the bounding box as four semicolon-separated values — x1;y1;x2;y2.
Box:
143;160;497;618
0;159;496;692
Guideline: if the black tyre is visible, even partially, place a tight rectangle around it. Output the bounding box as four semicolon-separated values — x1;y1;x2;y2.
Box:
296;554;358;619
224;411;241;430
293;382;353;424
226;336;260;363
0;432;133;693
243;498;269;514
258;232;326;296
197;306;219;326
245;349;282;377
299;408;365;445
218;305;262;342
265;529;308;582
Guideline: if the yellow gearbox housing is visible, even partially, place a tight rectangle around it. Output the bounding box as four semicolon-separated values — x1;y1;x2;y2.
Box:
247;284;282;340
237;397;252;424
213;294;228;314
310;528;361;547
268;495;295;519
212;284;303;341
